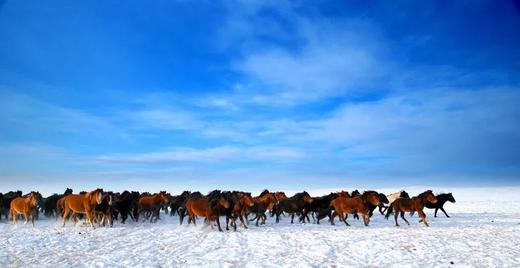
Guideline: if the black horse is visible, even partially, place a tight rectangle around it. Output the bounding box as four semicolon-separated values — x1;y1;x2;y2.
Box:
274;191;313;223
41;188;73;217
1;190;22;220
425;193;456;217
112;191;139;223
300;192;338;224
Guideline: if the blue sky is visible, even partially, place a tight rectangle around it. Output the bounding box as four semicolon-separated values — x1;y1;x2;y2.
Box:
1;0;519;194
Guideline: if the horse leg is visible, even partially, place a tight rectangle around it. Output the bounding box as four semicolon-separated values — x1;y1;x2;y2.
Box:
225;216;230;231
11;210;16;225
290;213;295;224
441;207;450;218
394;208;400;227
343;214;350;226
239;214;248;229
418;210;428;226
87;212;95;228
62;207;69;227
216;217;223;232
256;214;260;226
330;211;336;225
363;214;370;226
434;208;438;217
31;211;36;227
400;211;410;225
23;212;29;225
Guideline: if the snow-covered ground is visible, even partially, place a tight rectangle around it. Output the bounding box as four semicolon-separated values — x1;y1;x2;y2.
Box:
1;187;519;267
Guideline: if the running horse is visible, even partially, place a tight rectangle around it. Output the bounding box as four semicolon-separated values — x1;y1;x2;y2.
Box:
186;195;230;232
138;191;169;223
62;188;104;228
248;190;277;226
385;190;437;227
10;192;40;226
330;191;381;226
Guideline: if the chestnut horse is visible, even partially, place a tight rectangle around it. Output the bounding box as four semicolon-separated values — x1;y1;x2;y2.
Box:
330;191;381;226
138;191;169;223
62;189;104;228
186;196;230;232
385;190;437;227
10;192;40;226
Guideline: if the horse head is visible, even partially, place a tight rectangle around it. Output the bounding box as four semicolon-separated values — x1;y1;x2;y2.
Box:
218;197;230;209
363;191;381;206
241;193;255;207
29;192;39;206
351;189;361;197
302;192;313;204
447;193;456;203
87;188;104;205
400;190;410;199
378;193;389;204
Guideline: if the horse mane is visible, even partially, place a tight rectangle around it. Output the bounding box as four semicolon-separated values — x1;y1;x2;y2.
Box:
259;189;270;197
419;190;433;196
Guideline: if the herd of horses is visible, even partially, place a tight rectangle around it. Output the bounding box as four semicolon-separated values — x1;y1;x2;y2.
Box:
0;188;456;231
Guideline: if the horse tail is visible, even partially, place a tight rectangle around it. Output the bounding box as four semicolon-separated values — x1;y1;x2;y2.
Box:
385;203;394;219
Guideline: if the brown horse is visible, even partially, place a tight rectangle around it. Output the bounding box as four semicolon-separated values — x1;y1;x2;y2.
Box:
138;191;169;223
330;191;381;226
228;192;255;231
62;189;104;228
248;190;277;226
186;196;230;231
10;192;40;226
385;190;437;227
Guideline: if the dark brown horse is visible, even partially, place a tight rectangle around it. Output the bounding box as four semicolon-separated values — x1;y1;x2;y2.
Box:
228;192;255;231
10;192;40;226
330;191;381;226
425;193;456;218
186;196;230;231
385;190;437;227
248;190;277;226
62;189;104;227
274;191;313;223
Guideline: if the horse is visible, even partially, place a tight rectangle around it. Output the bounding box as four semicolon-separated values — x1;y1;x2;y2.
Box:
169;191;190;217
178;192;203;224
1;190;22;220
42;188;73;218
94;192;115;227
62;189;104;228
380;190;410;214
425;193;456;218
227;192;254;231
385;190;437;227
186;195;230;232
138;191;169;223
10;192;40;226
330;191;381;226
301;192;338;224
112;190;139;223
248;190;277;226
274;191;313;223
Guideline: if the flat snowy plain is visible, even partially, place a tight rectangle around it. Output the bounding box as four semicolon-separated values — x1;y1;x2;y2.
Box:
1;187;519;268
